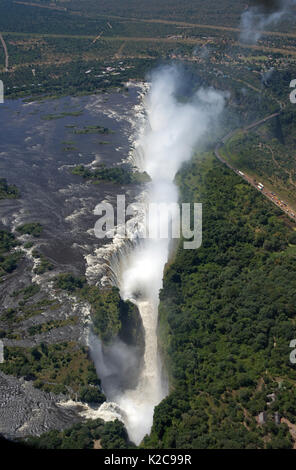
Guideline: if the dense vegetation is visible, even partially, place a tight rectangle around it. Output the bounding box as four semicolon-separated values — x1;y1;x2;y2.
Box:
0;230;22;279
54;274;143;346
25;418;132;449
143;154;296;449
0;178;19;200
16;222;43;237
0;340;105;402
71;163;150;185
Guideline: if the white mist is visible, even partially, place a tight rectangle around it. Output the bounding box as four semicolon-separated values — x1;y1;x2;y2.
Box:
89;66;226;445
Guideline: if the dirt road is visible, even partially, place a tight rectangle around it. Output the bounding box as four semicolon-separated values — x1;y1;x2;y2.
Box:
12;2;296;40
1;30;296;58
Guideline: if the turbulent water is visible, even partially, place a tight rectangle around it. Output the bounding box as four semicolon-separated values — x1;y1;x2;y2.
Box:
88;66;227;444
0;86;144;437
0;71;226;442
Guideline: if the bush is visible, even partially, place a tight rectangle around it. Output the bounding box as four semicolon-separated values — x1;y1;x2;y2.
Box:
16;223;43;237
79;385;105;404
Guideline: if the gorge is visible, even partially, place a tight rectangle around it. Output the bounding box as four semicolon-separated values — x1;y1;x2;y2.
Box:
89;65;226;444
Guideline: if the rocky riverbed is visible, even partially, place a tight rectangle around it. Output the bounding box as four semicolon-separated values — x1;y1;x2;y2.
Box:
0;85;144;440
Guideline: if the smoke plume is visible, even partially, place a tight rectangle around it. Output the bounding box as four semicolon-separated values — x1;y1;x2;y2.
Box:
240;0;296;44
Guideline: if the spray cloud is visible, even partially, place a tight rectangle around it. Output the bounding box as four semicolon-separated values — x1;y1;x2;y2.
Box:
91;65;226;445
240;0;296;44
120;65;226;301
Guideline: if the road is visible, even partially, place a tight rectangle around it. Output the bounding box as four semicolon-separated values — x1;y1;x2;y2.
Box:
0;33;9;71
215;113;296;221
11;3;296;40
0;30;296;58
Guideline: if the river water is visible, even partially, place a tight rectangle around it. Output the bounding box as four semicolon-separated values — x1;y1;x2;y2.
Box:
0;86;150;439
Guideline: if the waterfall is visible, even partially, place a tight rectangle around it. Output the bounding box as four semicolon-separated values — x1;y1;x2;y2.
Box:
86;65;226;445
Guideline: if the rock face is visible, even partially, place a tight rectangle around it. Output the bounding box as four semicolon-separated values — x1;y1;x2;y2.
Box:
0;371;83;439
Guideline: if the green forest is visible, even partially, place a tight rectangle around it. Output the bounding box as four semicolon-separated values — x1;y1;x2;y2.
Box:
54;273;144;346
142;153;296;449
0;230;22;279
1;341;105;401
25;418;133;449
